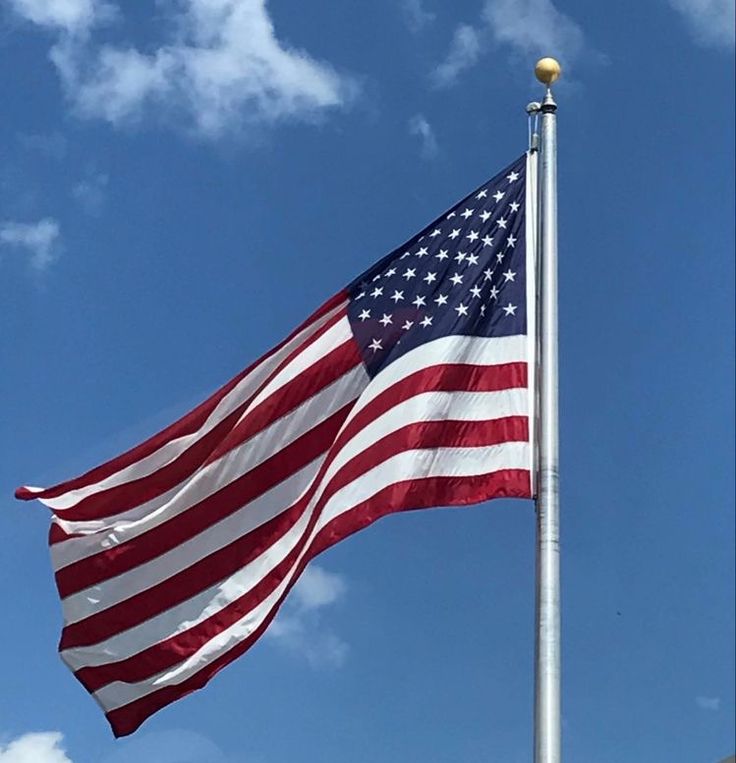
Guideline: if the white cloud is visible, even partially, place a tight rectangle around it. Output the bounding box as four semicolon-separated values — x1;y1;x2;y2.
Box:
432;24;482;87
401;0;436;33
5;0;114;34
10;0;355;138
483;0;585;63
72;171;108;214
408;114;438;158
267;564;349;668
668;0;735;49
433;0;586;86
695;695;721;711
0;732;72;763
0;218;62;271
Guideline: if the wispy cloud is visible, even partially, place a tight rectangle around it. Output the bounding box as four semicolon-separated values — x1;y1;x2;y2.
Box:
433;0;586;87
17;131;68;160
5;0;115;35
72;171;108;215
401;0;436;33
408;114;438;158
9;0;356;138
267;564;349;668
1;218;62;271
483;0;585;63
0;731;72;763
668;0;735;49
101;730;229;763
695;695;721;711
432;24;482;87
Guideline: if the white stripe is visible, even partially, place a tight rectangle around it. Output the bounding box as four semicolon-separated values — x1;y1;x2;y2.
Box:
316;440;530;532
525;150;539;489
62;470;317;669
61;457;321;625
40;302;347;511
59;364;367;617
344;334;527;424
52;351;368;572
322;387;528;489
87;440;529;711
245;318;352;412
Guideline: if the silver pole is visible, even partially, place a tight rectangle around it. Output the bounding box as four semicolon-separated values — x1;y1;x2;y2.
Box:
534;60;561;763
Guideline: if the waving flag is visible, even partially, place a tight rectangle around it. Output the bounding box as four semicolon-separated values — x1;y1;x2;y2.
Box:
16;153;537;737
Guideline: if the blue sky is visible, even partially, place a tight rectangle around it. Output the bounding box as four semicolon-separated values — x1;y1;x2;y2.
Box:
0;0;734;761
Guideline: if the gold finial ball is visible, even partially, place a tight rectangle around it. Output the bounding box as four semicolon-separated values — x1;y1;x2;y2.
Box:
534;57;562;85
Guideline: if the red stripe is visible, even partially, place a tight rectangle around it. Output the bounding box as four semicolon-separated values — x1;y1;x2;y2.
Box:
69;416;528;684
55;361;523;588
50;361;524;546
49;523;78;545
102;467;530;738
55;397;356;602
57;337;359;524
15;292;347;503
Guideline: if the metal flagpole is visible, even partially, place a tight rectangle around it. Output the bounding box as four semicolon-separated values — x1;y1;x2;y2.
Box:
533;57;562;763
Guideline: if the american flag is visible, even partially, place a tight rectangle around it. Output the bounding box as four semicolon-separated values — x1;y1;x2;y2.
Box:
16;153;537;737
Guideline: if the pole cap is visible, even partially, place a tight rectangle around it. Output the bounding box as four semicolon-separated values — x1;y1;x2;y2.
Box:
534;57;562;86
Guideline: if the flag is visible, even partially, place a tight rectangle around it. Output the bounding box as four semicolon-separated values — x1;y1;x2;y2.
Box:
16;153;537;737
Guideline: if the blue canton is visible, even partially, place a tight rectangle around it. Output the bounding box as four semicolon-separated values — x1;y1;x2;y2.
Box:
347;155;527;378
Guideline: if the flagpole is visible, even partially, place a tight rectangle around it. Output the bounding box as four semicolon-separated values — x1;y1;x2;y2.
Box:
533;57;562;763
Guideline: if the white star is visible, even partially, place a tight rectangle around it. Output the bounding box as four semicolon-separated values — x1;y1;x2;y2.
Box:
399;251;411;260
420;315;433;328
496;252;505;263
465;253;479;266
466;231;479;242
434;294;448;306
454;251;466;264
369;338;383;352
482;235;493;247
480;304;486;316
493;190;505;202
390;290;405;303
489;285;500;299
502;269;516;282
355;291;366;300
416;246;428;257
461;208;474;219
379;313;393;327
430;228;441;238
455;303;469;317
483;267;494;281
413;295;427;307
385;267;397;277
506;171;520;183
372;274;381;282
506;235;517;248
510;201;520;212
470;285;482;299
423;271;438;284
402;320;414;330
358;308;371;321
370;286;384;298
480;210;492;222
497;217;508;229
403;268;416;280
446;211;456;219
450;272;464;286
448;228;461;240
503;303;517;315
435;249;449;261
476;189;488;199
